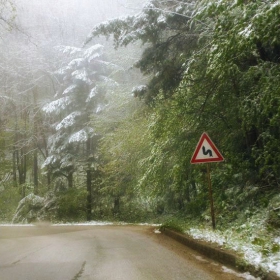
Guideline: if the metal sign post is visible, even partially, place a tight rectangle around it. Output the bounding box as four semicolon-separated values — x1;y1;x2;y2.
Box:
207;163;216;229
190;132;224;230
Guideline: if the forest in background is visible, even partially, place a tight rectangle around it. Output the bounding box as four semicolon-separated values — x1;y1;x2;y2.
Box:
0;0;279;239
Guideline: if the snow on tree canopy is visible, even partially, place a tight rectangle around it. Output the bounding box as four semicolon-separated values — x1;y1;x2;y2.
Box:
157;14;166;24
15;194;44;211
41;155;56;169
68;129;88;143
55;66;72;76
56;111;81;131
84;44;104;62
69;58;86;68
86;87;97;103
132;85;147;98
42;96;71;114
72;69;91;84
60;154;73;168
95;104;105;114
55;45;82;55
43;42;114;180
62;84;77;95
99;75;118;87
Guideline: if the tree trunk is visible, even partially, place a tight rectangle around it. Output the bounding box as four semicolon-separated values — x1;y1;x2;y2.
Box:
33;150;38;195
47;171;51;189
67;172;73;189
113;197;120;215
13;108;18;188
86;168;92;221
33;88;39;195
17;149;26;186
22;149;27;185
18;149;27;198
12;148;17;187
86;138;92;221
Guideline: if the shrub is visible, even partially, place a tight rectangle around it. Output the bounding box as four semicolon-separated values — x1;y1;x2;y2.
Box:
56;189;87;222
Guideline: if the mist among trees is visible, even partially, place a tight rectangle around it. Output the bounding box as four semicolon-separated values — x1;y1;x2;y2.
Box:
0;0;280;241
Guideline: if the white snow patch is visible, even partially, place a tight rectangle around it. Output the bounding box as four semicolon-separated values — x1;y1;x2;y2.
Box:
274;237;280;244
95;104;105;114
69;58;85;68
68;129;88;143
132;85;147;92
62;84;77;95
42;155;56;168
55;66;71;76
239;24;252;38
86;87;97;102
1;222;161;228
157;14;166;24
72;69;91;84
42;97;71;114
138;223;161;227
187;226;280;277
222;266;260;280
53;221;113;226
84;44;104;61
56;111;81;131
194;255;207;262
0;224;35;227
55;45;82;55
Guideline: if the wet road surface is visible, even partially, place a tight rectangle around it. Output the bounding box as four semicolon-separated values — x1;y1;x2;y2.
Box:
0;225;254;280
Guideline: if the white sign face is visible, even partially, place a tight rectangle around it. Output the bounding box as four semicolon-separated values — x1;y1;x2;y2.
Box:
191;133;224;164
195;139;220;160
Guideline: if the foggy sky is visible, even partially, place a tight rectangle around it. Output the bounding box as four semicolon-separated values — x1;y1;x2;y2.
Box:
13;0;143;46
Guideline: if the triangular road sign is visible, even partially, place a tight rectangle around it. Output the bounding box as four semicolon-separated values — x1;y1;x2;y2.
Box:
190;132;224;164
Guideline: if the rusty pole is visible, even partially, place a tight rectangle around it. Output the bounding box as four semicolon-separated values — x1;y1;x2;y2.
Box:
207;163;216;230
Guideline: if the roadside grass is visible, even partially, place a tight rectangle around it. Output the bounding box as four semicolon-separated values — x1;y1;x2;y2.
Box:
158;207;280;277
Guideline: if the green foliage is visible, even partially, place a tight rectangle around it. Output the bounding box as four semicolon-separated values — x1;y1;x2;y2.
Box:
56;189;87;222
121;0;280;224
267;194;280;229
0;184;21;222
160;218;185;233
90;94;155;222
189;0;280;185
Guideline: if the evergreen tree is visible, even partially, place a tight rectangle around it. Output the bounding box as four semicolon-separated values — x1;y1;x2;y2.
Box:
43;44;116;219
85;0;197;103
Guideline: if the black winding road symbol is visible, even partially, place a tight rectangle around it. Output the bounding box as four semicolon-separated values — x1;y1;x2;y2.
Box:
202;146;213;157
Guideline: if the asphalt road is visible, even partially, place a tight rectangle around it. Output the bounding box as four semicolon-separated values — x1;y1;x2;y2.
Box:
0;225;250;280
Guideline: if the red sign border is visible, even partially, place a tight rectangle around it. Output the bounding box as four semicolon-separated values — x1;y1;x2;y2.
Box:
190;132;224;164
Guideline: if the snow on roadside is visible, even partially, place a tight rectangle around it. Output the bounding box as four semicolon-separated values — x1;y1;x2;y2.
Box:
186;226;280;277
52;221;114;226
0;221;113;227
0;221;160;227
0;224;34;226
222;266;260;280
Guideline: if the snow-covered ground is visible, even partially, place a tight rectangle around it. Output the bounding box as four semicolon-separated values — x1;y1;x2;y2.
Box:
221;266;260;280
0;221;113;227
186;221;280;277
52;221;114;226
0;221;159;227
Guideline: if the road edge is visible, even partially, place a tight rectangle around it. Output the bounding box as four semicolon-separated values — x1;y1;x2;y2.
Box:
161;228;280;280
